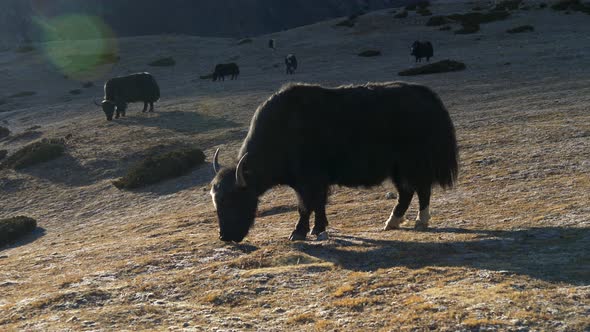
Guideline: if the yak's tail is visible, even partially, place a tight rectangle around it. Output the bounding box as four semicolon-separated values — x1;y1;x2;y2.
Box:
427;88;458;189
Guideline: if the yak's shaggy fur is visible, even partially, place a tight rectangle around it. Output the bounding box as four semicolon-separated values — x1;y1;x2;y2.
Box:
211;82;458;242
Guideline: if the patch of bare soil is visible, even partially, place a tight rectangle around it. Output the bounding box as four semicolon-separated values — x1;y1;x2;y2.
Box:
1;1;589;331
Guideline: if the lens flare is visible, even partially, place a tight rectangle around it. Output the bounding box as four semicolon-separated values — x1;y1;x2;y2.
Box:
36;14;118;81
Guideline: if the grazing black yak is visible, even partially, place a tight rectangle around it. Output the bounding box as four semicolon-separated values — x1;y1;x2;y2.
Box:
285;54;298;74
411;41;434;62
212;63;240;81
211;82;458;243
95;72;160;121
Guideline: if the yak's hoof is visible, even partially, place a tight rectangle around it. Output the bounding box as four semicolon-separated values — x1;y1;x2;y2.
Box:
142;110;147;113
310;227;326;236
414;222;429;231
315;231;329;241
289;231;307;241
383;216;404;231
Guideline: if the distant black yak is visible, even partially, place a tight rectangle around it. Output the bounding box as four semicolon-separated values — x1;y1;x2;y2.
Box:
212;63;240;81
211;82;459;242
95;72;160;121
285;54;298;74
411;41;434;62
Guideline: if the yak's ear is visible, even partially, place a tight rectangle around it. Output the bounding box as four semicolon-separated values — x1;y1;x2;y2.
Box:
213;148;221;174
235;153;248;187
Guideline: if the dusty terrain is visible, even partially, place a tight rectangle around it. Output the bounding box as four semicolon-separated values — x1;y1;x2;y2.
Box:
1;1;589;331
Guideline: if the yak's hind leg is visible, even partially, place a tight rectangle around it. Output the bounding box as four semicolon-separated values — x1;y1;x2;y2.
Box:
310;187;329;236
142;102;148;113
415;186;432;231
149;102;154;112
383;186;414;230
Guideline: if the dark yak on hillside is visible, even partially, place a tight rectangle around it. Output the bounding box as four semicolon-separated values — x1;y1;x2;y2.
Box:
211;82;459;243
212;63;240;81
285;54;298;74
95;72;160;121
411;40;434;62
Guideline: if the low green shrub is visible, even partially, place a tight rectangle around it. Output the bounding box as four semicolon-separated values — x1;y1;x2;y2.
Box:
0;216;37;246
398;59;466;76
551;0;590;13
82;82;94;88
418;8;433;16
113;147;206;189
200;74;214;80
439;25;452;31
0;138;65;170
358;50;382;57
69;89;82;95
0;150;7;160
148;57;176;67
447;10;510;25
507;25;534;33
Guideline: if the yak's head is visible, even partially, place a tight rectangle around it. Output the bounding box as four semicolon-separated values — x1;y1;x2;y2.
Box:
210;149;258;242
411;41;420;56
101;100;116;121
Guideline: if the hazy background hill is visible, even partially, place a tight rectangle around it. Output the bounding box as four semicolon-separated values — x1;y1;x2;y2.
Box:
0;0;413;47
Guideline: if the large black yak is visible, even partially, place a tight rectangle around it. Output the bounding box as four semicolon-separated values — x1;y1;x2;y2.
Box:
212;63;240;81
285;54;298;74
95;72;160;121
211;82;458;242
411;41;434;62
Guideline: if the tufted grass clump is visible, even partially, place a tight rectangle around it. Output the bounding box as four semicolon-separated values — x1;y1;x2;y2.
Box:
0;126;9;139
8;91;36;98
16;44;35;53
494;0;523;11
113;148;206;189
456;23;481;34
0;138;65;170
551;0;590;13
358;50;382;57
398;59;466;76
426;15;450;26
237;38;253;45
148;57;176;67
394;10;409;18
507;25;534;33
0;216;37;246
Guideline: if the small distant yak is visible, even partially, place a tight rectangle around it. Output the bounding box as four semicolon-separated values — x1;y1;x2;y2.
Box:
211;82;458;243
95;72;160;121
212;63;240;81
285;54;298;74
411;41;434;62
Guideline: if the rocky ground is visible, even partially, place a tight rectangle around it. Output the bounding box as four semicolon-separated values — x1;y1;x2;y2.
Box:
1;1;589;331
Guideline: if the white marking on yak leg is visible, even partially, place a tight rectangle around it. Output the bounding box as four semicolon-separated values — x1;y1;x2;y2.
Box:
415;206;430;231
383;211;404;231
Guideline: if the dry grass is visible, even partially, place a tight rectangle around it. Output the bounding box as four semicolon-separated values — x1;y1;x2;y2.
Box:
0;2;589;331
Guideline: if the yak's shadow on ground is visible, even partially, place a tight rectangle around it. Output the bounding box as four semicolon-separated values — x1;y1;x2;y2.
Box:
296;226;590;285
121;111;239;134
1;227;46;252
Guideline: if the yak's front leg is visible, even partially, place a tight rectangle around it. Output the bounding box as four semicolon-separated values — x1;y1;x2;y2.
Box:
289;190;312;241
310;187;329;236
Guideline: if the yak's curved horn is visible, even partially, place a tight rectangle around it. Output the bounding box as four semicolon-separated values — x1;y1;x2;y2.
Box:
93;98;102;107
235;153;248;187
213;148;221;174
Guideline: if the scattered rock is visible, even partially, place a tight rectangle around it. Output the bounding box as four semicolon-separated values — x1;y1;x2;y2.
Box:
385;192;396;200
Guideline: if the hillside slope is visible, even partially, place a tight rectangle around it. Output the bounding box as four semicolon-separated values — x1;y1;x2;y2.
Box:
1;1;589;331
